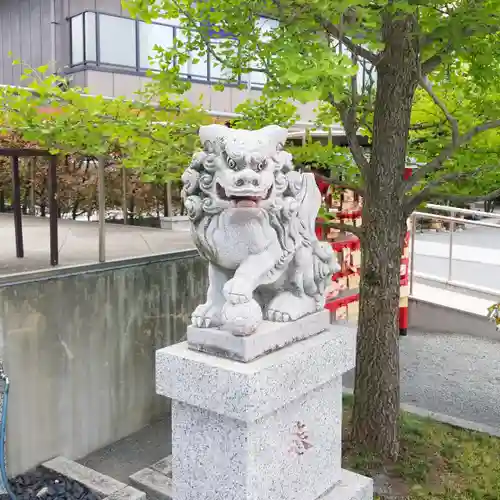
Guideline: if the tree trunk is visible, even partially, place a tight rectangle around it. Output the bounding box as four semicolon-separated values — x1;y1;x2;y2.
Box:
350;13;418;459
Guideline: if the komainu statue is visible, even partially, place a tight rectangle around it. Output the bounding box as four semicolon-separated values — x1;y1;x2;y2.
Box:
182;124;339;335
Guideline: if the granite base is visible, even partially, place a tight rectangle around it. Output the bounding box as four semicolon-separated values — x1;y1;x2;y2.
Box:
156;324;372;500
130;457;372;500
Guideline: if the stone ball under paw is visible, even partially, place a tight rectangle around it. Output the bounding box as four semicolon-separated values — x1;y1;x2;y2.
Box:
221;300;262;336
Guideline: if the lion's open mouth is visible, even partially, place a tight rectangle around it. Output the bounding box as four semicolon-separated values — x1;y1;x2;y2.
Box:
216;183;273;208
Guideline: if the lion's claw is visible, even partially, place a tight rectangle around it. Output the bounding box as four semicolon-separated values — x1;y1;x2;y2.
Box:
266;310;292;322
191;303;223;328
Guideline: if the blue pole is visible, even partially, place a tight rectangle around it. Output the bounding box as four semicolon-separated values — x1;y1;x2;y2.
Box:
0;374;15;499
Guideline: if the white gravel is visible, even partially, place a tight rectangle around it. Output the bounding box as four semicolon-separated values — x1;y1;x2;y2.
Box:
343;331;500;429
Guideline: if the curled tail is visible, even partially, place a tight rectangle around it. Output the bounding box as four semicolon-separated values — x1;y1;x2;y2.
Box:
289;172;339;300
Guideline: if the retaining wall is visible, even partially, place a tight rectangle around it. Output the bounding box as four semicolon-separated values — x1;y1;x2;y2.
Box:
0;250;207;476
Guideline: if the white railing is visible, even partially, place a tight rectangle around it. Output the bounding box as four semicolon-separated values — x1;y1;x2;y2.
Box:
409;204;500;297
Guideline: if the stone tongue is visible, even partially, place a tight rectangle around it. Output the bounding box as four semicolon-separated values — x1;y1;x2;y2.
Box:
236;199;258;208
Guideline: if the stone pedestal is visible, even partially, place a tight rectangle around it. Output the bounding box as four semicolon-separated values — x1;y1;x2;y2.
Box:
156;321;373;500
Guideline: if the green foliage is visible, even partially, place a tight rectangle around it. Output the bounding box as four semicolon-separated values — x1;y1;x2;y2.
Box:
0;62;209;183
408;63;500;203
231;95;299;129
288;141;360;185
124;0;500;201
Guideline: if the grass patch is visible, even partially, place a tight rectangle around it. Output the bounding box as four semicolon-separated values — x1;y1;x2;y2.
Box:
342;394;500;499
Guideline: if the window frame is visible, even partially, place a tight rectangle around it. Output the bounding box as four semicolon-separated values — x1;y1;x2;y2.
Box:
68;10;271;89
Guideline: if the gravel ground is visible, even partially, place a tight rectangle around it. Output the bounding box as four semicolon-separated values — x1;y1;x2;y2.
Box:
0;468;100;500
344;330;500;429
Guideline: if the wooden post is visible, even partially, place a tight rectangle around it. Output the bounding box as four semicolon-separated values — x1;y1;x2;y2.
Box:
98;157;106;262
121;166;127;225
166;181;173;217
48;155;59;266
29;157;36;215
11;156;24;258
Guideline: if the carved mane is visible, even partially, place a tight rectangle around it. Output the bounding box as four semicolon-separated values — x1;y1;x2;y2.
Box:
181;126;297;260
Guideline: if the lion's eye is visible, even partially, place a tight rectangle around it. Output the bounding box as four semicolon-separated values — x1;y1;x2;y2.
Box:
228;158;237;169
256;161;266;171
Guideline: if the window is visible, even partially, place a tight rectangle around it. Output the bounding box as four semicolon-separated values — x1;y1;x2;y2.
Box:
85;12;97;62
249;17;278;87
209;38;236;80
68;12;274;89
71;14;84;65
189;48;209;79
99;15;137;67
139;21;174;70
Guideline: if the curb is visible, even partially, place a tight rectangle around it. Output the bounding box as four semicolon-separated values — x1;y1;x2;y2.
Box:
342;387;500;438
42;457;146;500
129;457;173;500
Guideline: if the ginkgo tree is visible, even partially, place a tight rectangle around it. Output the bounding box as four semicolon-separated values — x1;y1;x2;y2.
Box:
0;63;208;181
124;0;500;458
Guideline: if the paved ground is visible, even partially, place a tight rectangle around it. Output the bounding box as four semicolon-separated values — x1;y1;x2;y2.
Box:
78;416;171;485
414;223;500;291
343;329;500;429
0;214;195;276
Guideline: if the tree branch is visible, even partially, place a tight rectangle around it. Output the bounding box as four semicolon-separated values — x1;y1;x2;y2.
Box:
319;19;379;64
405;169;477;211
317;219;363;237
418;75;458;146
421;20;500;75
407;119;500;188
327;93;370;173
421;53;446;76
426;187;500;205
406;164;500;211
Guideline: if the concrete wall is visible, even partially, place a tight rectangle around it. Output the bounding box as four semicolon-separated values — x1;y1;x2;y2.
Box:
0;0;133;85
408;297;500;341
0;0;60;84
0;250;208;476
79;71;318;121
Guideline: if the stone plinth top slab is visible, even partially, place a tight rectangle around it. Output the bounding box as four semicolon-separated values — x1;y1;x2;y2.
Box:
156;324;356;422
187;310;330;362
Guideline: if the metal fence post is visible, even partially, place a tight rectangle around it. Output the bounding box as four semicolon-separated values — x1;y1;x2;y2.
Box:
448;211;455;282
98;156;106;263
409;213;416;296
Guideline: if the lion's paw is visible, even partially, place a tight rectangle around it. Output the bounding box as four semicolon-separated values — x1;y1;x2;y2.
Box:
191;303;223;329
223;278;254;305
266;292;317;322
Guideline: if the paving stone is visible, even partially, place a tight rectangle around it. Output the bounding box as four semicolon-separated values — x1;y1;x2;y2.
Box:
150;457;172;478
43;457;126;497
129;468;173;500
105;486;146;500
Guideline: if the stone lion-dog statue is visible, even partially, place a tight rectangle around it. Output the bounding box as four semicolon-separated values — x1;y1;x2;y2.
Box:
181;124;339;335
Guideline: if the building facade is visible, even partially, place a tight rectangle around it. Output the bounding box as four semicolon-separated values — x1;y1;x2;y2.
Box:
0;0;317;120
